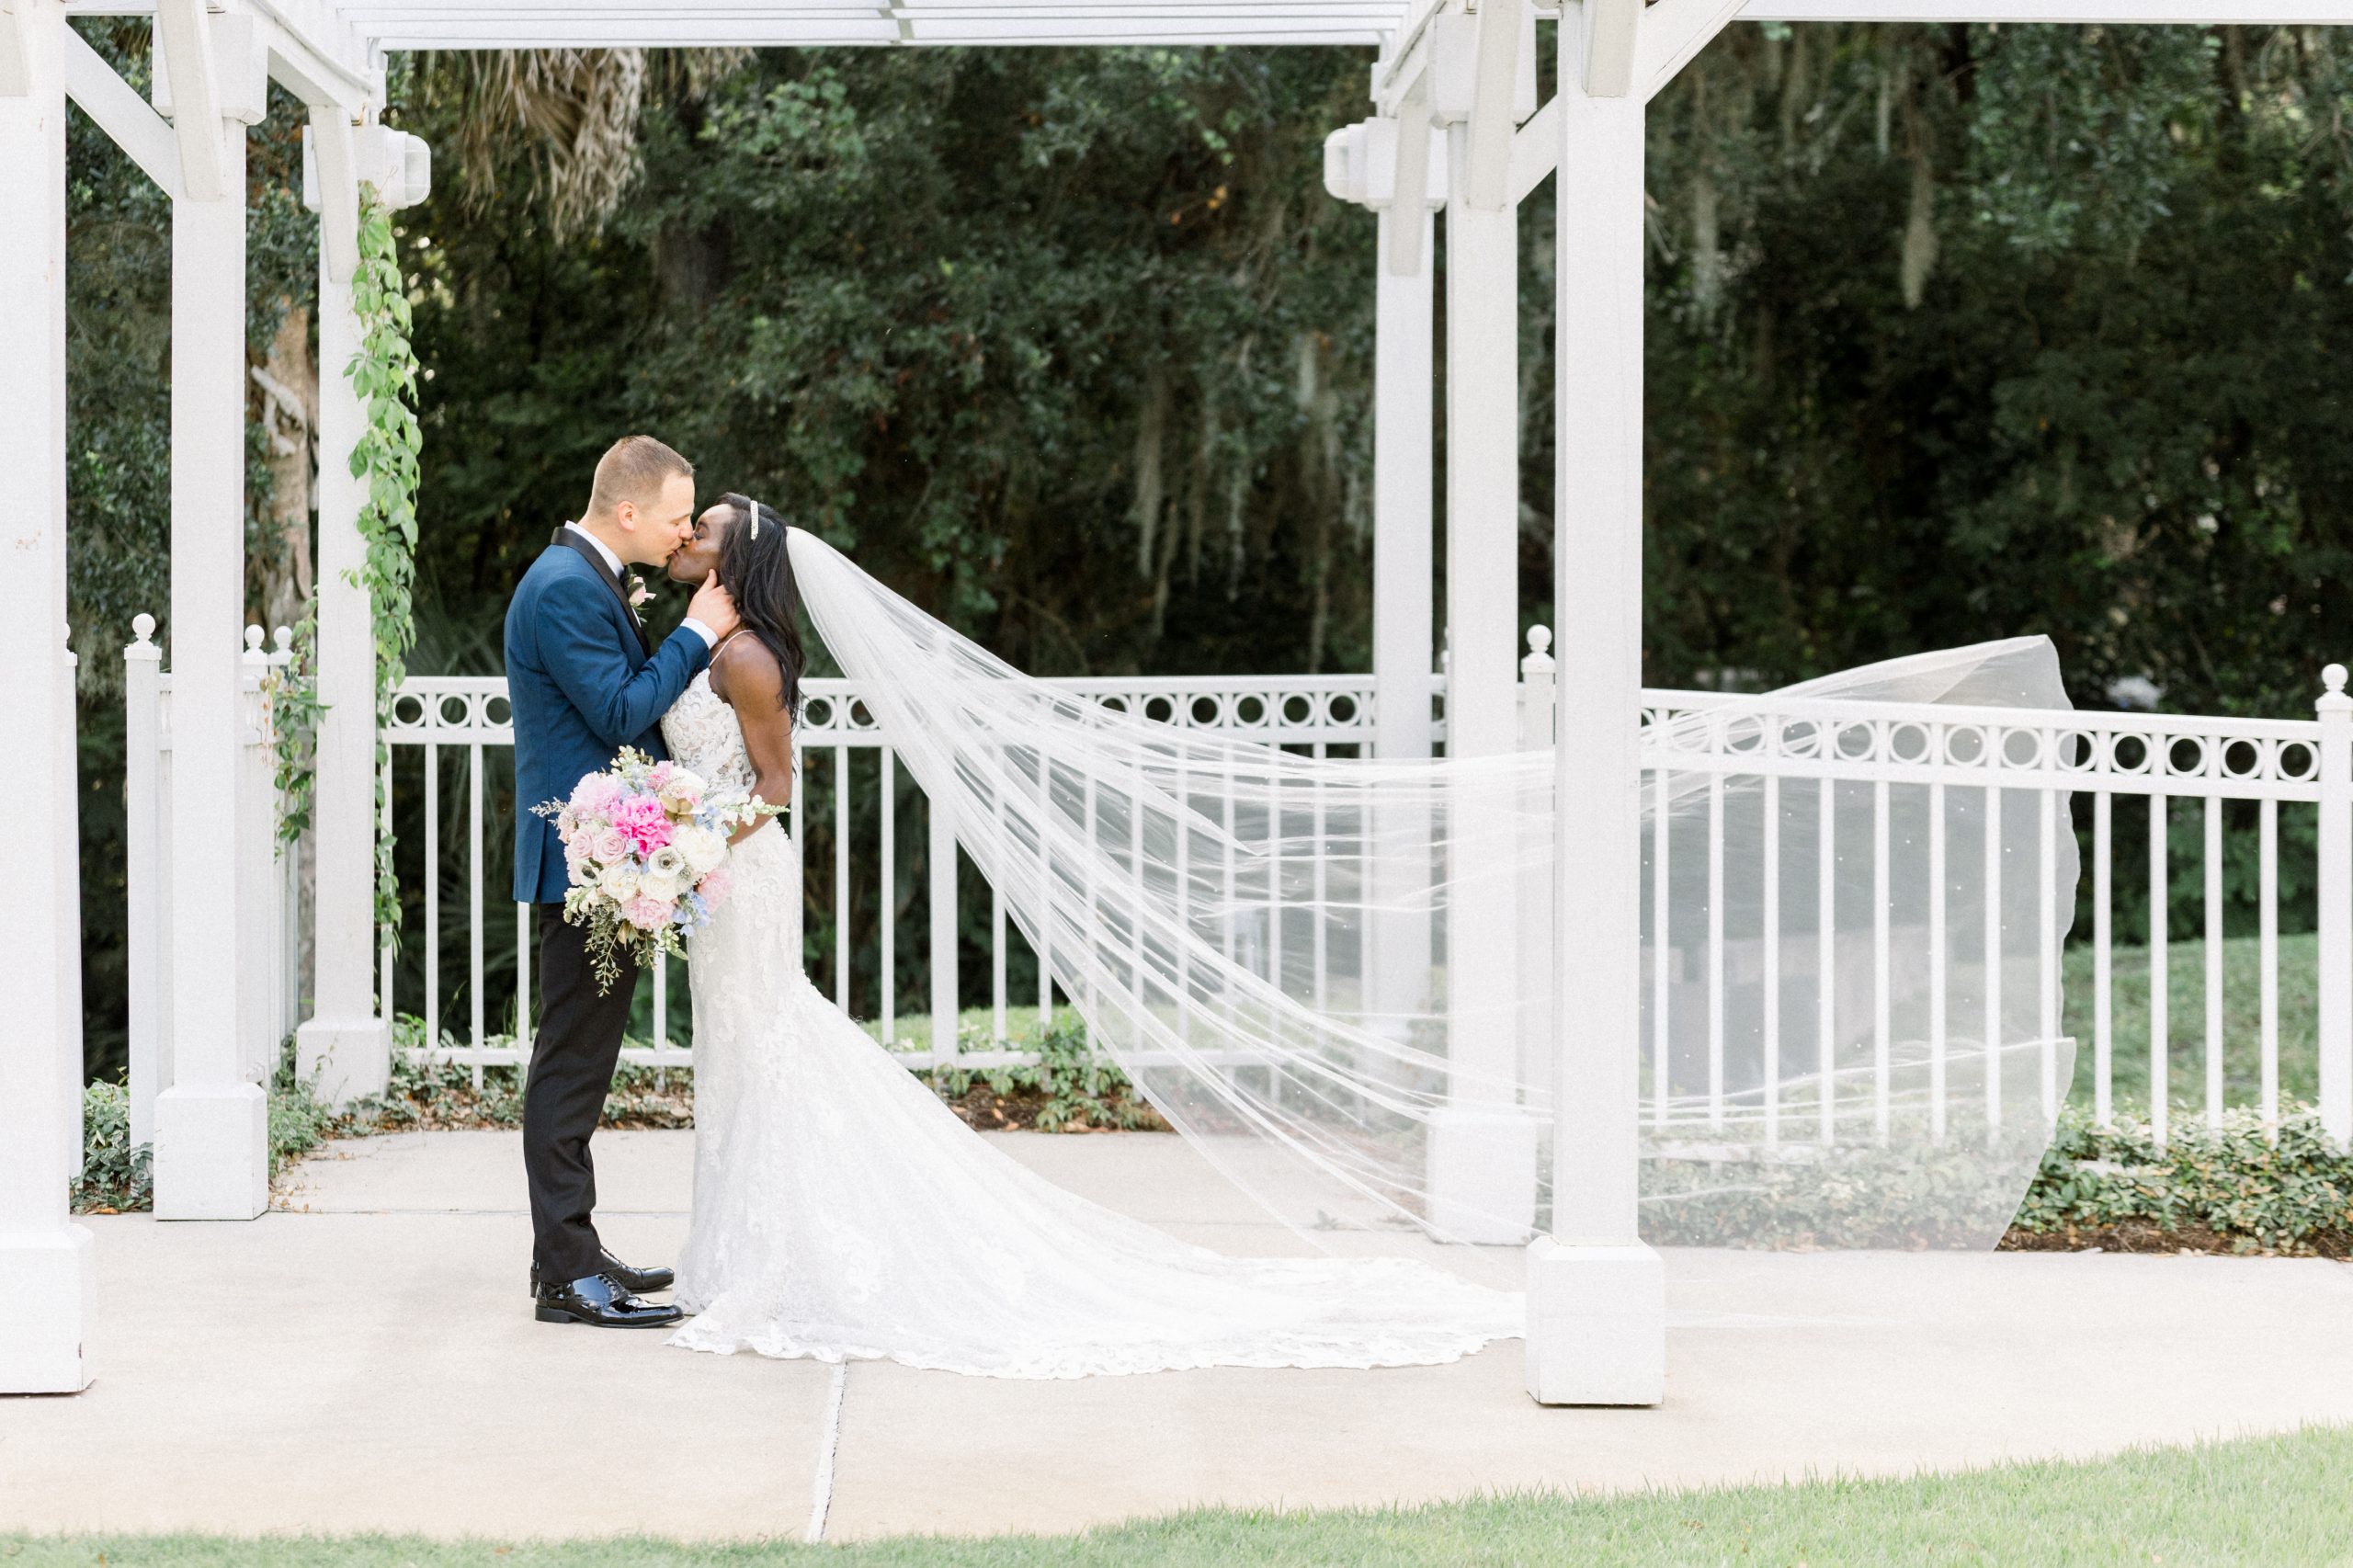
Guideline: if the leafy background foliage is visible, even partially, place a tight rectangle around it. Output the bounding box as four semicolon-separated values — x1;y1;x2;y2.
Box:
65;24;2353;1079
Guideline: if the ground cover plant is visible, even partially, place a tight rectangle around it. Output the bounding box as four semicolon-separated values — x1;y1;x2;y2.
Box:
5;1424;2349;1564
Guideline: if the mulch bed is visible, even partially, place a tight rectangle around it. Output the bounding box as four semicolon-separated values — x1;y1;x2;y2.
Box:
2000;1221;2352;1259
928;1080;1168;1134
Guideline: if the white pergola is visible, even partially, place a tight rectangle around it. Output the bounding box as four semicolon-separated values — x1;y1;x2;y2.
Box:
7;0;2348;1403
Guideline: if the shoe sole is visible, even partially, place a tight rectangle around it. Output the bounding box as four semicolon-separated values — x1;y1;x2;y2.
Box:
533;1305;683;1329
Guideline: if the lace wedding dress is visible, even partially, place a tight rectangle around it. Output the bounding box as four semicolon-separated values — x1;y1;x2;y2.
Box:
659;669;1524;1378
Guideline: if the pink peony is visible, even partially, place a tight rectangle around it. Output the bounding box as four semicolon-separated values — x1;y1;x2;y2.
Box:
623;894;670;932
569;772;624;818
590;826;631;865
611;794;673;855
694;867;732;907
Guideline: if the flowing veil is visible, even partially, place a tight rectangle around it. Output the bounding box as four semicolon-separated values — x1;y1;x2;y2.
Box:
785;528;2076;1258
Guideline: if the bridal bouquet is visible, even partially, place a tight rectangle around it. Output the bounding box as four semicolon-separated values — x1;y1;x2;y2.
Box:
536;748;781;992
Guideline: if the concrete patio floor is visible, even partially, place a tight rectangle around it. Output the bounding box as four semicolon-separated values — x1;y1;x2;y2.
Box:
6;1127;2352;1543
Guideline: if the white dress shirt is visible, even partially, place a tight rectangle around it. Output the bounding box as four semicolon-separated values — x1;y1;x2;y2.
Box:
565;521;715;648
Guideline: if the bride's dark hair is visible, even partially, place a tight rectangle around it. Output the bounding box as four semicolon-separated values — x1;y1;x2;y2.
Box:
713;494;805;715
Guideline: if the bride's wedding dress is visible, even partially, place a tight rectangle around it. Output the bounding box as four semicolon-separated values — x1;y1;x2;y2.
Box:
659;670;1523;1378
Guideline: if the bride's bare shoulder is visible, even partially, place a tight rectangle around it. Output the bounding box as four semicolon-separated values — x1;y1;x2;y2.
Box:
710;632;785;710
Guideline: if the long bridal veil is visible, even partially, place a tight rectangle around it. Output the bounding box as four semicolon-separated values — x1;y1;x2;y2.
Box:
785;528;2077;1257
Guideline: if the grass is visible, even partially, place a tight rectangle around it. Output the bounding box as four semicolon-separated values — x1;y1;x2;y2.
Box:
5;1425;2350;1564
2062;931;2321;1115
857;1003;1053;1055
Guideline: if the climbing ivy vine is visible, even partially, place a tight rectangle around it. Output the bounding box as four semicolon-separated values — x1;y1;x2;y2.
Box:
272;192;421;950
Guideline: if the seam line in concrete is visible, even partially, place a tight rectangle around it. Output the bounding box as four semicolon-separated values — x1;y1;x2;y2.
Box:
804;1361;849;1544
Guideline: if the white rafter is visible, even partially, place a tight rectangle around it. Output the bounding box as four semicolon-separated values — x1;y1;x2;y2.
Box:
1461;0;1521;211
308;108;358;279
63;25;183;194
153;0;227;200
1582;0;1640;97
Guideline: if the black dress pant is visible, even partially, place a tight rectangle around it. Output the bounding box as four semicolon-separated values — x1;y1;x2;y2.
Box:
525;903;641;1282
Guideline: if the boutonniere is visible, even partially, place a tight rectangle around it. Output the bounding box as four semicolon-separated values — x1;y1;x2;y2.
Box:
627;574;653;610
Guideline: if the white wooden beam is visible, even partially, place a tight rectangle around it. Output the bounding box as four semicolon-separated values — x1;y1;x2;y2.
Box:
248;0;379;110
0;0;31;98
1507;91;1560;205
1529;0;1665;1408
1583;0;1643;97
302;112;358;282
294;223;392;1107
153;0;224;202
1639;0;1746;104
1388;85;1433;275
153;117;268;1221
0;0;97;1398
1463;0;1526;211
63;26;182;198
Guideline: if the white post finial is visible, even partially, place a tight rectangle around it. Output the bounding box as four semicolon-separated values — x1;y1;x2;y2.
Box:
2317;660;2351;1144
272;624;293;657
1523;624;1554;673
243;623;267;657
131;612;158;648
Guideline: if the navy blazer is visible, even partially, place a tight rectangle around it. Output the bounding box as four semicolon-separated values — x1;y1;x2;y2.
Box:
506;535;712;904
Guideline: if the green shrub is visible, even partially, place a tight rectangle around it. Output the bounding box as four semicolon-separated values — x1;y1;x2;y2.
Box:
69;1077;151;1214
2012;1105;2353;1256
921;1016;1165;1132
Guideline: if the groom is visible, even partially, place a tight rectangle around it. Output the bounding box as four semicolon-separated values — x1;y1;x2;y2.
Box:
506;435;738;1329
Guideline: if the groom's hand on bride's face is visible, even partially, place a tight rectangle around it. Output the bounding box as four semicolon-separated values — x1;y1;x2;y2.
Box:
688;571;742;641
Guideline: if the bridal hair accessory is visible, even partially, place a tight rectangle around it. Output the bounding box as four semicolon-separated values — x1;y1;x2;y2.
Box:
745;498;764;540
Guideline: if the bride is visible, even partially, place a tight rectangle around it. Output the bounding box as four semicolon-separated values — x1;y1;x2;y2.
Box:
654;494;1523;1379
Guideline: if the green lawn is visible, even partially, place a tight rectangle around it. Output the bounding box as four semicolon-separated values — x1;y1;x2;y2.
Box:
876;937;2326;1120
2063;932;2321;1117
7;1425;2350;1565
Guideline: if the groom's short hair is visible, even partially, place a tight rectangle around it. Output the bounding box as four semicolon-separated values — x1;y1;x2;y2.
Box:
586;436;694;519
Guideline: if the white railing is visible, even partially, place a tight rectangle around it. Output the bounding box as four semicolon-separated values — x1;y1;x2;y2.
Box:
1644;670;2352;1145
122;614;2352;1148
376;668;1388;1076
122;619;306;1146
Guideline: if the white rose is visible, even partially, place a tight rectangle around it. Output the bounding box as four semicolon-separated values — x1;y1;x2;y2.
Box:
598;864;640;903
677;826;725;875
638;873;680;904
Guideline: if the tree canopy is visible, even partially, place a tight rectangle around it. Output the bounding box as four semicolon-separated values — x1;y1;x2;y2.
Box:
59;23;2353;1073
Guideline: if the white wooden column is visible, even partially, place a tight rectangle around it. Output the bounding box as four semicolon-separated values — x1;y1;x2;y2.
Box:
1372;198;1436;765
1525;1;1665;1407
296;119;392;1105
1427;102;1539;1244
153;116;268;1221
0;0;97;1394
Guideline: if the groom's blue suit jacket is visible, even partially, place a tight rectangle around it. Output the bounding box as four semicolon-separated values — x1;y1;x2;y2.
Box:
506;532;711;904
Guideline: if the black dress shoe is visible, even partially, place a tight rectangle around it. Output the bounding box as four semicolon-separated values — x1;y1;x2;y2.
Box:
533;1272;684;1330
529;1251;675;1299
